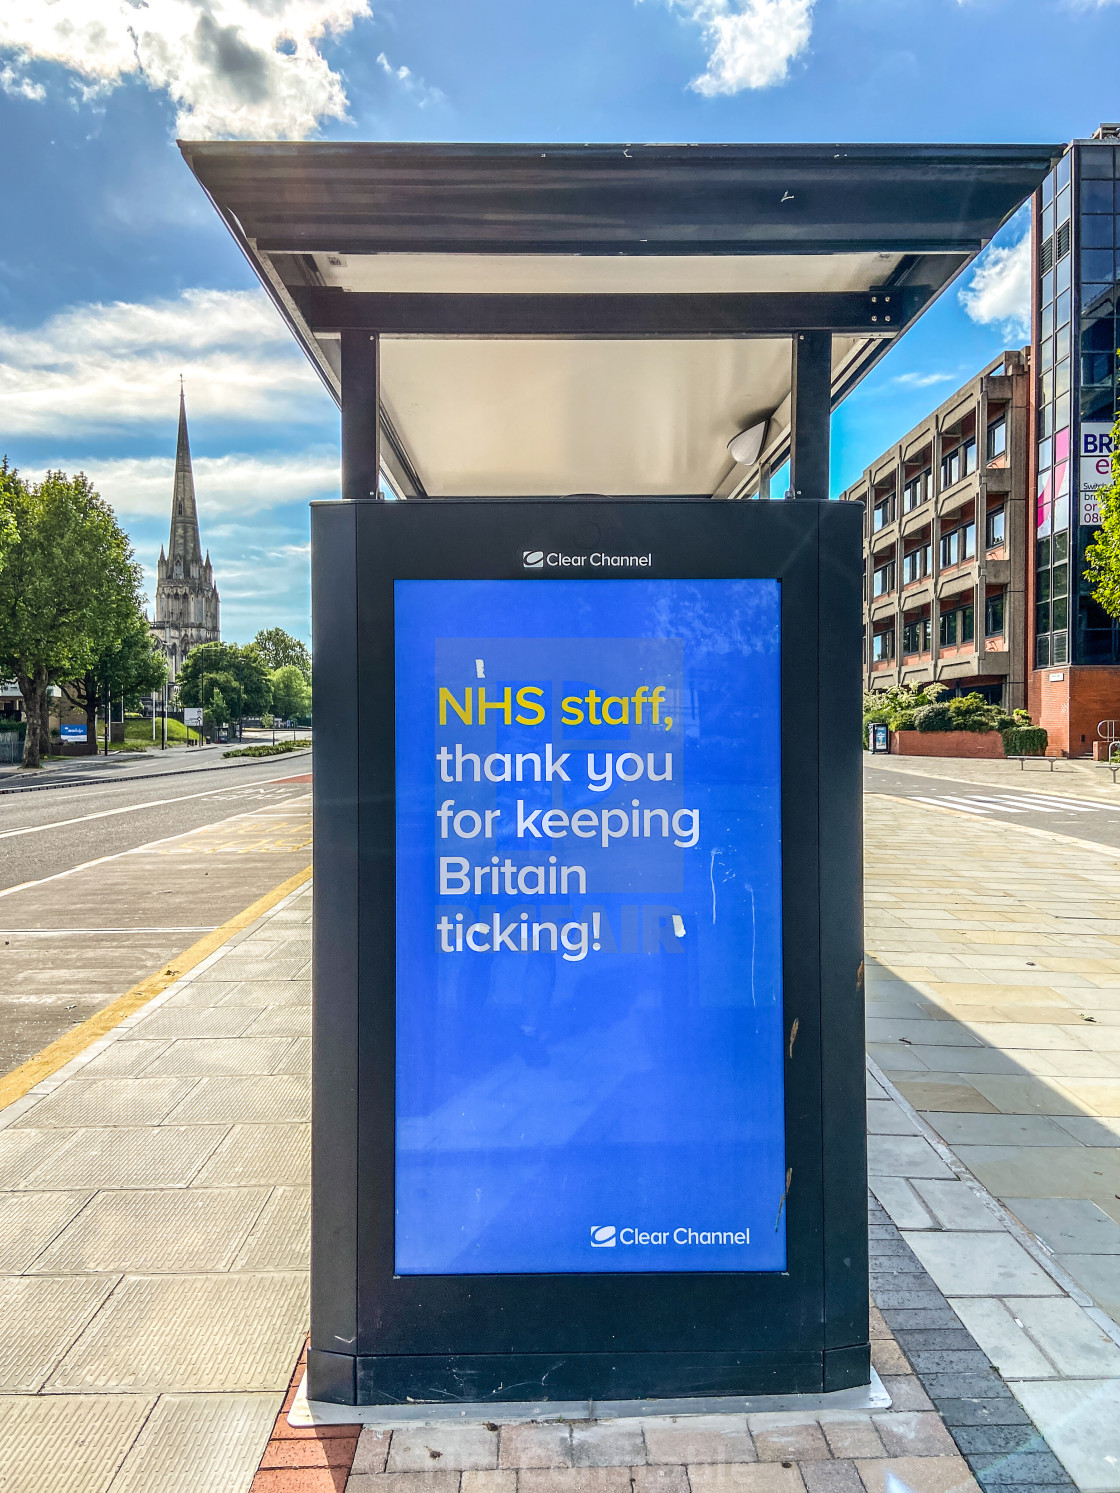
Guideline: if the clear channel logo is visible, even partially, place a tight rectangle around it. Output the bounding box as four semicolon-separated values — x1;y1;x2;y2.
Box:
522;550;545;569
591;1224;749;1248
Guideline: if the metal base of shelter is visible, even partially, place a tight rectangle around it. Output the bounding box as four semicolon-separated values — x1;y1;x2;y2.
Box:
290;1369;891;1429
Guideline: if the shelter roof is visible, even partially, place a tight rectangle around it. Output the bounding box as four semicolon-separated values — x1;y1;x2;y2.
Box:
181;141;1059;499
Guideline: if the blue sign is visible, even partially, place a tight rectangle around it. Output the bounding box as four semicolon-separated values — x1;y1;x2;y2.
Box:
60;725;87;740
395;579;785;1276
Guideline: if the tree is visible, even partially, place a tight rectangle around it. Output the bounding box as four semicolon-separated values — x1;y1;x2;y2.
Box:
59;605;169;753
0;459;17;577
270;663;312;723
178;641;272;735
1084;406;1120;616
252;627;311;682
0;467;142;768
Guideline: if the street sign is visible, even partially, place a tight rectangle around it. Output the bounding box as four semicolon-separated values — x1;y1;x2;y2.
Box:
183;707;203;727
394;577;785;1276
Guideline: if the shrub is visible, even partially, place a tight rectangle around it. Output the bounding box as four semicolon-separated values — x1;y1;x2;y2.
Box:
222;740;308;759
1002;725;1048;757
889;710;917;731
912;702;953;732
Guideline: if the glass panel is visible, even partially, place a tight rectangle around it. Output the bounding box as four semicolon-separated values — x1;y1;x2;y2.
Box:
1043;269;1055;305
964;522;976;559
1081;383;1116;421
1056;359;1070;397
961;605;975;644
1053;491;1070;530
1039;402;1054;439
1053;598;1068;631
1058;178;1071;215
1036;601;1051;632
1057;254;1071;295
1038;437;1052;470
986;418;1007;460
1037;569;1051;602
1082;281;1111;311
1041;302;1054;341
1037;536;1052;567
1056;289;1071;328
1082;148;1113;179
986;508;1006;547
1083;352;1115;385
986;594;1005;635
1055;392;1071;430
1036;633;1051;667
1043;172;1054;206
1041;338;1055;372
1053;531;1068;562
1052;631;1069;665
1053;562;1068;598
1082;179;1114;213
1043;202;1055;239
1082;249;1115;281
1082;313;1117;352
1082;214;1115;248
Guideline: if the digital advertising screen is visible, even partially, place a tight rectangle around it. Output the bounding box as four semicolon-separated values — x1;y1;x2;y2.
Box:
394;578;785;1276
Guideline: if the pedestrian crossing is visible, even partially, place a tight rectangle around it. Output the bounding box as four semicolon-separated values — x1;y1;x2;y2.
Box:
908;791;1110;818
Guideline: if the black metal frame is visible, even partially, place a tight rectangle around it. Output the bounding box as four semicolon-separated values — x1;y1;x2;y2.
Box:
310;497;866;1406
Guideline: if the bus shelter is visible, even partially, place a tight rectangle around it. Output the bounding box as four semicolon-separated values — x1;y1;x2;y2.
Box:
184;141;1058;1407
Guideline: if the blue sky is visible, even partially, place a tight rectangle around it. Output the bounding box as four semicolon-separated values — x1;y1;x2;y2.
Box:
1;0;1116;643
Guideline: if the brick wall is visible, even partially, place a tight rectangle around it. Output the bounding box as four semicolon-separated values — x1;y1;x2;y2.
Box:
890;730;1004;759
1029;666;1120;756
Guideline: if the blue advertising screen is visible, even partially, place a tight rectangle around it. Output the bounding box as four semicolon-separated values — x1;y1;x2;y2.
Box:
394;579;785;1275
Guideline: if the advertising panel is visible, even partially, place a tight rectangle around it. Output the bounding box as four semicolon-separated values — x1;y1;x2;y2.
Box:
394;578;785;1277
1080;422;1114;527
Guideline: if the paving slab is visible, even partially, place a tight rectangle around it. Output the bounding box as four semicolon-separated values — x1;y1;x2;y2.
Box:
18;1124;227;1190
0;1394;155;1493
109;1392;282;1493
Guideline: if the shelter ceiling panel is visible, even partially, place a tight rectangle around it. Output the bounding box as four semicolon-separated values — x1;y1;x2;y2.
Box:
379;337;793;497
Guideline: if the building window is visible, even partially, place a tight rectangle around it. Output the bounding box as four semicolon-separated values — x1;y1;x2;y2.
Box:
904;468;931;512
940;609;957;646
902;547;929;585
872;494;894;532
941;446;962;489
986;507;1006;548
873;561;895;598
939;604;975;648
986;416;1007;461
963;521;976;560
940;529;959;568
985;593;1005;636
872;630;894;662
963;437;978;476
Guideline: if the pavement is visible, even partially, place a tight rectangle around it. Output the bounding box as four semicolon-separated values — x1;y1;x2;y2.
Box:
0;753;1119;1492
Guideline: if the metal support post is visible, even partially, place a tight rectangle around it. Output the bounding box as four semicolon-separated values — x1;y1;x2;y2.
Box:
757;460;771;501
341;330;382;502
790;332;832;501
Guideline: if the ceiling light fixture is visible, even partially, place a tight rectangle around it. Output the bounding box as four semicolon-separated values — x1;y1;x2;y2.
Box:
727;420;769;467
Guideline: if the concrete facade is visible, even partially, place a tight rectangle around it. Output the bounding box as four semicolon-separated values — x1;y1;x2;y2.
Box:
842;351;1031;711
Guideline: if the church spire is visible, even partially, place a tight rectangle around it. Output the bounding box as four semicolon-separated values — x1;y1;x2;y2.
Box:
168;384;203;578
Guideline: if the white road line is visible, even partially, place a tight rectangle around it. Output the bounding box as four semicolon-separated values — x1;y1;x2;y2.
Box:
0;927;217;936
0;779;300;841
911;796;993;814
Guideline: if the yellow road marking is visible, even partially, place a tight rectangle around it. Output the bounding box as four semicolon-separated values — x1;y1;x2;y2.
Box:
0;865;312;1113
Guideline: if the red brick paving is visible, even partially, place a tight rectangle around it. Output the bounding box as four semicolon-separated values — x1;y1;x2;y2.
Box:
250;1341;361;1493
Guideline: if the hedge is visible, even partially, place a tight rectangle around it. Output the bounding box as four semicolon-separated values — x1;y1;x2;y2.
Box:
222;740;309;759
1001;725;1048;757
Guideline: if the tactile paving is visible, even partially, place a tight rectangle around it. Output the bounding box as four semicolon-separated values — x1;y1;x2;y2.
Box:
0;1393;153;1493
122;1007;259;1041
0;1127;74;1191
272;1035;311;1075
234;1186;310;1270
0;1189;92;1271
192;1123;310;1187
242;1004;311;1037
0;1276;118;1391
48;1271;309;1391
166;1075;310;1125
14;1078;198;1129
30;1186;271;1275
77;1042;170;1078
217;981;310;1008
140;1037;296;1077
212;952;309;979
109;1391;282;1493
19;1126;227;1191
164;981;246;1009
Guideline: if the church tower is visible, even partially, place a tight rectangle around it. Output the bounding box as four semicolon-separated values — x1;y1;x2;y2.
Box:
151;388;220;679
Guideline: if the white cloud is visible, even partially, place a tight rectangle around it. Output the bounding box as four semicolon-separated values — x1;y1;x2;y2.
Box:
658;0;815;93
893;371;957;389
40;450;340;523
0;287;332;439
0;0;371;138
958;232;1031;341
376;50;443;107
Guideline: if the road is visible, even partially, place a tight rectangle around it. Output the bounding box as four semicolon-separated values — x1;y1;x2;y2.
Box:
0;748;313;1077
864;758;1120;848
0;748;312;891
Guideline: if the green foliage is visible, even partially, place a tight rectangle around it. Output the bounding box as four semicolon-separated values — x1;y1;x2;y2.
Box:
1002;725;1048;756
222;739;308;759
1084;405;1120;615
912;702;953;732
270;663;312;722
905;692;1022;735
0;464;143;767
252;627;311;681
863;682;948;737
177;641;272;723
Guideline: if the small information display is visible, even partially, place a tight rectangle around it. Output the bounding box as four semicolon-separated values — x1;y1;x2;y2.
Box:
394;578;785;1276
